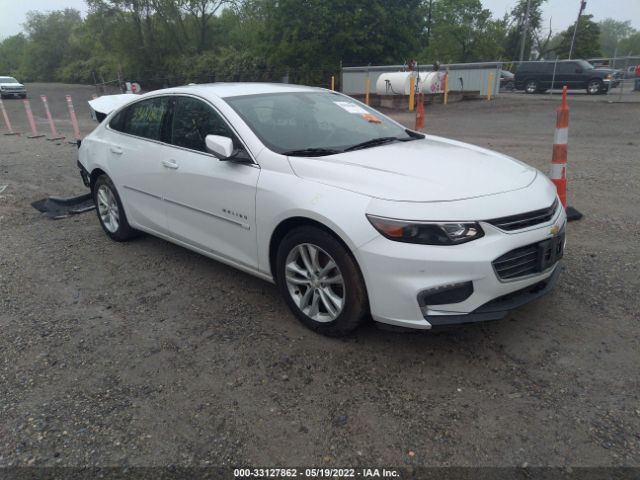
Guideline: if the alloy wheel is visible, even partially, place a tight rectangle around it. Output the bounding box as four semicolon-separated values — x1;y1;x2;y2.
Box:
587;80;601;94
97;184;120;233
284;243;345;322
525;80;537;94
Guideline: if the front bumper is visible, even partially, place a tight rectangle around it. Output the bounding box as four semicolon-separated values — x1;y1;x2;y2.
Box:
0;89;26;97
356;206;566;329
426;264;560;326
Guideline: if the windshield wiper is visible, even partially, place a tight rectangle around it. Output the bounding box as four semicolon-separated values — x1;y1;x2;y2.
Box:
282;148;341;157
344;133;421;152
344;137;401;152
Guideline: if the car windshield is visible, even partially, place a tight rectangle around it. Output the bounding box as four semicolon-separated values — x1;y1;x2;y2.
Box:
225;91;415;155
0;77;19;83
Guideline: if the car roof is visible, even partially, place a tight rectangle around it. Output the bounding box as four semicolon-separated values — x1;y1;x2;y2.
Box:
151;82;324;99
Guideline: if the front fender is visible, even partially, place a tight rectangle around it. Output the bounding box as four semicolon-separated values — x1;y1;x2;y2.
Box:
255;170;377;276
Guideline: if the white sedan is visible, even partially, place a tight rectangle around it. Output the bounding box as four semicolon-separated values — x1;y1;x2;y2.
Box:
78;83;566;336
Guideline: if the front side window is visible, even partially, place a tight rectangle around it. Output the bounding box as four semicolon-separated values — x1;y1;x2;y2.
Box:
110;97;169;141
170;96;236;153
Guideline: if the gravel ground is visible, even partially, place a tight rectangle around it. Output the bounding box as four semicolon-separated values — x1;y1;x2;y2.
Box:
0;84;639;469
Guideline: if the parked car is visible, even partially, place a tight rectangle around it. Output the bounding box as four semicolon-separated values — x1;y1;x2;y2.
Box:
0;76;27;99
499;70;515;91
78;84;566;336
515;60;620;94
624;65;638;79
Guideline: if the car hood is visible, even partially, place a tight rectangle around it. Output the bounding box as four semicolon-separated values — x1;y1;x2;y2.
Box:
593;67;619;75
288;136;537;202
0;82;25;88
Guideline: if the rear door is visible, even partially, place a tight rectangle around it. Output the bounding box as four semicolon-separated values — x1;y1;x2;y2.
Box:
554;62;580;89
106;96;173;234
163;95;260;269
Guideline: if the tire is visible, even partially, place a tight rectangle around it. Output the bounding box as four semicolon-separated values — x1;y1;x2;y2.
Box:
276;226;368;336
505;81;514;91
524;80;538;94
587;79;603;95
92;174;137;241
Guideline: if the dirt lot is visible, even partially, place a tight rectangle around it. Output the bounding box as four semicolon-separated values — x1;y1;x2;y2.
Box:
1;84;639;469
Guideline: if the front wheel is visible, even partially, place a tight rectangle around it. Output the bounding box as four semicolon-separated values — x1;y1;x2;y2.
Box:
587;79;603;95
276;226;368;336
524;80;539;94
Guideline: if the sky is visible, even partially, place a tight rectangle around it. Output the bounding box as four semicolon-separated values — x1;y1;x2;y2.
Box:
0;0;639;40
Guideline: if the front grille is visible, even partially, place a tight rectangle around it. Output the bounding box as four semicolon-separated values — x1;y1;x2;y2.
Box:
493;231;564;281
486;199;558;231
493;244;539;279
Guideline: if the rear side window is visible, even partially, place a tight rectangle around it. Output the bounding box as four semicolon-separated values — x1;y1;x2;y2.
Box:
170;96;237;153
110;97;170;141
556;62;578;74
517;62;551;73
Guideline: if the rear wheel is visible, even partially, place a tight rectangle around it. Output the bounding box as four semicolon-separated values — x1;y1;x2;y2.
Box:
93;174;137;241
524;80;539;94
276;226;368;336
587;79;603;95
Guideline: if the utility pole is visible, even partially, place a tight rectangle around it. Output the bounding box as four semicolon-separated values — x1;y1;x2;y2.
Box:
568;0;587;59
519;0;532;63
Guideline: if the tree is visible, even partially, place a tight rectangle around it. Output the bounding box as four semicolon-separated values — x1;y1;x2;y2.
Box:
0;34;27;77
618;32;640;56
21;9;85;81
598;19;635;57
555;14;602;59
420;0;506;63
255;0;423;70
502;0;547;61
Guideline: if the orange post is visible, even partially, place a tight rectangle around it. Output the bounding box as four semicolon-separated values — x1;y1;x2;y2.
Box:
443;72;449;105
415;92;425;130
0;99;19;136
23;99;44;138
41;95;65;141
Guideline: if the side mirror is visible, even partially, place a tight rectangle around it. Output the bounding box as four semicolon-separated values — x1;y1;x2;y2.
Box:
205;134;234;159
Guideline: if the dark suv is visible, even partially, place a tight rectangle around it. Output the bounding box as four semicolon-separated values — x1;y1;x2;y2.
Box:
514;60;620;95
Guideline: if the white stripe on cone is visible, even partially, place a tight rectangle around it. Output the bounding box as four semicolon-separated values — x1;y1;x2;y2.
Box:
554;127;569;145
550;163;566;179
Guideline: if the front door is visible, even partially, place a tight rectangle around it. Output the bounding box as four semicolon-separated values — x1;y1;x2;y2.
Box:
163;95;260;269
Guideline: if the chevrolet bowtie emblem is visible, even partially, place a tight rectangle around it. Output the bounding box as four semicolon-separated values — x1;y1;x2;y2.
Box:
550;225;560;235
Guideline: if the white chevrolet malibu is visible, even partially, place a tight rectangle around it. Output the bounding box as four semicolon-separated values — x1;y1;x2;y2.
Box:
78;83;566;336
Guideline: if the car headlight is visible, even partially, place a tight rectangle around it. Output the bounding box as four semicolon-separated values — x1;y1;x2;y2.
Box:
366;215;484;245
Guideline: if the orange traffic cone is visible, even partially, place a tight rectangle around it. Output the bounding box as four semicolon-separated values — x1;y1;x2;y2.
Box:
550;86;582;221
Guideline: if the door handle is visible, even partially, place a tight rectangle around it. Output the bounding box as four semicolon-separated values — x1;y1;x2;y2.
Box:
162;159;179;170
110;146;123;155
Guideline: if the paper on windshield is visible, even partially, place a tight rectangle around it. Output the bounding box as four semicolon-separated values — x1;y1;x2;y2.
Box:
334;101;368;114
